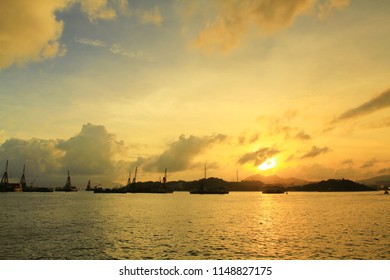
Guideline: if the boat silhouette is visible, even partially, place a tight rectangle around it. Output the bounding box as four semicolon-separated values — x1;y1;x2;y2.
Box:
55;171;77;192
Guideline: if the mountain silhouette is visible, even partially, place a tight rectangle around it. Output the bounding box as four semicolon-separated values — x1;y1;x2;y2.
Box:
243;174;310;186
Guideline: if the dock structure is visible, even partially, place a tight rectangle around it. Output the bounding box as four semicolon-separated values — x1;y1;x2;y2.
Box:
1;160;9;186
0;160;23;192
20;165;27;189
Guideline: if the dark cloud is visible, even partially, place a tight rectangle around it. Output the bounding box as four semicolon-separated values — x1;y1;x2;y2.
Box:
378;167;390;174
341;159;354;165
332;88;390;123
294;130;311;141
238;132;260;145
237;146;280;166
142;134;227;172
300;146;330;159
360;158;377;168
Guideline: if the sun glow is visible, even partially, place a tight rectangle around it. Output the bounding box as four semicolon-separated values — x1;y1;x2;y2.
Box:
258;158;277;171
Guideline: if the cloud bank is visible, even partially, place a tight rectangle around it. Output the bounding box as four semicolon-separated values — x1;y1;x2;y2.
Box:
0;123;125;187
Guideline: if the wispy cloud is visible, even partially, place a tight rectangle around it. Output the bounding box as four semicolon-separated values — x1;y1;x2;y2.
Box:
137;6;163;26
186;0;350;54
318;0;350;20
118;1;163;25
109;44;152;60
74;38;107;47
360;158;377;168
300;146;330;159
79;0;117;22
238;146;280;166
75;38;153;60
332;88;390;123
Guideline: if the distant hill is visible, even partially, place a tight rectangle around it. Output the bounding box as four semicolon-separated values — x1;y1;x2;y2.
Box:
289;179;377;192
243;174;310;186
358;175;390;186
167;177;265;192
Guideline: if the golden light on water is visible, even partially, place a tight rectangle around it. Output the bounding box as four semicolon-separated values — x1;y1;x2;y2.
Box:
258;158;277;171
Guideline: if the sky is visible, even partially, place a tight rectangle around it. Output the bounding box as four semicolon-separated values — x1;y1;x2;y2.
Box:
0;0;389;187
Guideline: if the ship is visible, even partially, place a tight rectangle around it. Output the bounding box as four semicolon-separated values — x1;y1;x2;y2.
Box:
86;180;102;191
93;186;127;193
262;186;286;194
55;171;78;192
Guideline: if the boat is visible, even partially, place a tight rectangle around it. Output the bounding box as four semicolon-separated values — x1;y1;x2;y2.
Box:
190;165;229;194
23;186;54;192
262;186;286;194
86;180;101;191
93;187;127;193
384;185;389;195
55;171;77;191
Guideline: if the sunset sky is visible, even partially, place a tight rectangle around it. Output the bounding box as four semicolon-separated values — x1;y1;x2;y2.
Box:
1;0;389;187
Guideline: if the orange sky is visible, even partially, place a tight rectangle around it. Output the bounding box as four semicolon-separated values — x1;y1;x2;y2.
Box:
0;0;389;187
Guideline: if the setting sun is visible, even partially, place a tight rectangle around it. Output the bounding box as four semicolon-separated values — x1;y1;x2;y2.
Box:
258;158;277;171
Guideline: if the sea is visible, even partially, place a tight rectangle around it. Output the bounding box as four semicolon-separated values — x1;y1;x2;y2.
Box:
0;191;389;260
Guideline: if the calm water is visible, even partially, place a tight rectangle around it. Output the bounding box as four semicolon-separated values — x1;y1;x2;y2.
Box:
0;191;389;260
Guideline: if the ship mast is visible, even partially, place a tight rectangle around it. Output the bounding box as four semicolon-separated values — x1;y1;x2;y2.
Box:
1;160;9;185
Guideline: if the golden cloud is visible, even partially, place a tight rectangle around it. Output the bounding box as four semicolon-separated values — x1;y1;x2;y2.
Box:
0;0;68;69
192;0;314;54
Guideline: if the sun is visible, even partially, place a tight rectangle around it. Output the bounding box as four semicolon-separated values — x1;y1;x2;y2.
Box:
258;158;277;171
